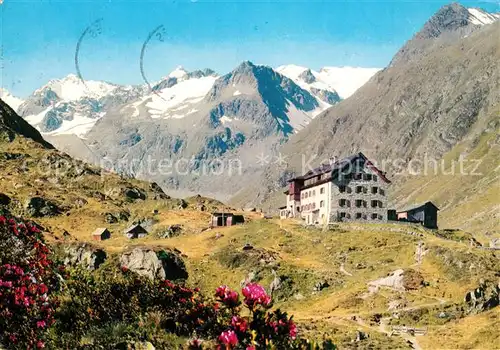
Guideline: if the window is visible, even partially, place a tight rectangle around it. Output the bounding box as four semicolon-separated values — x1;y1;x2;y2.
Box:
356;186;363;193
312;190;316;196
378;200;384;208
354;173;362;180
339;212;347;219
371;200;378;208
308;190;312;196
363;173;372;181
339;186;346;193
305;192;308;198
355;199;363;208
371;213;378;220
320;200;325;208
355;213;363;219
320;187;325;194
380;189;385;196
297;206;301;212
372;187;378;194
340;199;348;207
312;202;316;209
373;175;378;182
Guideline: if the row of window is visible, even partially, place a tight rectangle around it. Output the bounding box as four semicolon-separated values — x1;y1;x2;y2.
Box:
339;212;383;220
304;173;330;187
301;187;326;199
339;199;384;208
349;173;377;182
339;186;385;195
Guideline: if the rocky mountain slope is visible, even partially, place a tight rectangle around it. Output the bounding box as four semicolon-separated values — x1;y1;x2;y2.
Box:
235;4;499;235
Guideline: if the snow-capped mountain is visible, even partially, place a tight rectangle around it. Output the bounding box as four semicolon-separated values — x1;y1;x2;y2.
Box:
0;88;24;112
17;75;144;138
140;67;219;119
19;62;368;139
276;65;380;99
467;7;500;25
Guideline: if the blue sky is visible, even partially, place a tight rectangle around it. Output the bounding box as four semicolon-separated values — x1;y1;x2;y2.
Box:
1;0;498;97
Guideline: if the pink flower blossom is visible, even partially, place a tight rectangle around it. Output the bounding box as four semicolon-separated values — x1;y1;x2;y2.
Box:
289;319;297;339
215;285;239;307
219;330;238;347
36;320;46;329
242;283;271;308
231;315;248;333
246;347;256;350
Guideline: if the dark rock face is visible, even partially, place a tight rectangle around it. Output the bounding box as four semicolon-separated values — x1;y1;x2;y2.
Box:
0;98;53;148
152;77;178;91
416;3;470;40
310;87;341;105
104;212;118;224
298;69;316;84
25;197;60;217
464;281;500;314
124;187;147;200
119;248;188;281
61;243;107;270
150;182;170;200
0;193;11;206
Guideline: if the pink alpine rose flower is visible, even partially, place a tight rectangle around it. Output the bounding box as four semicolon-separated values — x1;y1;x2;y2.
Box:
215;285;239;307
242;283;271;308
219;329;238;347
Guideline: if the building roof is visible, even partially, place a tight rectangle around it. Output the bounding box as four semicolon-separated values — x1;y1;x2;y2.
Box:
91;228;109;236
397;201;440;213
288;152;391;183
212;212;234;216
123;224;148;234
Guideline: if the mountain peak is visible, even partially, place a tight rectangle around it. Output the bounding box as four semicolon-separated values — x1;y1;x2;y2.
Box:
416;3;498;40
168;66;188;79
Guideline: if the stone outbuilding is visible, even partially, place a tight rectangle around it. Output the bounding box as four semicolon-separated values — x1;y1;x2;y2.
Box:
124;224;148;239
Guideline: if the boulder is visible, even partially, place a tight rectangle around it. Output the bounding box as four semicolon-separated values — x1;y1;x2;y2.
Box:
25;197;60;217
119;248;188;281
104;212;118;224
74;197;88;208
124;187;147;200
177;199;188;209
150;182;170;200
62;243;107;270
157;224;183;239
313;280;330;292
464;281;500;314
117;210;130;222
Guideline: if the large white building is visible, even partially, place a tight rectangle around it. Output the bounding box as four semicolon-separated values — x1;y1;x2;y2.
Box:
279;153;391;224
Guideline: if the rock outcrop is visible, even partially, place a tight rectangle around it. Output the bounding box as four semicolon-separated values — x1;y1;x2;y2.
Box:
25;197;61;217
119;247;188;281
464;281;500;314
61;243;107;270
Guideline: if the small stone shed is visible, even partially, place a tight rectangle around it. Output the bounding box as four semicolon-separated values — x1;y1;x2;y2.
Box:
124;224;148;239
